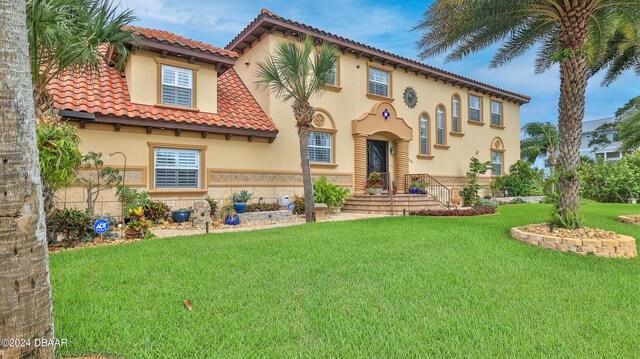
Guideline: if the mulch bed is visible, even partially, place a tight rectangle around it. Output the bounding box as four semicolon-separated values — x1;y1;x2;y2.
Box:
522;223;620;240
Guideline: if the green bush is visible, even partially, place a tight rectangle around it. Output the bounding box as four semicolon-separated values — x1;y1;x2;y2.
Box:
47;208;94;244
460;157;492;206
313;176;351;208
117;186;150;218
577;152;640;203
490;160;544;197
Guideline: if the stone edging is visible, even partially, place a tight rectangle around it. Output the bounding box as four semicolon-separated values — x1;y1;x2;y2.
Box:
618;215;640;226
510;226;637;258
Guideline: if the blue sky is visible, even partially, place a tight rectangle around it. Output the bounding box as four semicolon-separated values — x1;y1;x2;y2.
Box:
123;0;639;127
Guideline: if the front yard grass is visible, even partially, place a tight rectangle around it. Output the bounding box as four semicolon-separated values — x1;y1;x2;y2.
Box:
50;203;640;358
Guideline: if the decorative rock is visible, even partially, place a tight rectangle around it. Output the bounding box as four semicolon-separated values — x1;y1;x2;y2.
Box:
618;215;640;225
510;225;636;258
192;200;211;225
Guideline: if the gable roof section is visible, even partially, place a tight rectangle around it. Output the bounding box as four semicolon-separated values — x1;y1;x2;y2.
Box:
125;26;237;70
227;9;530;104
48;58;277;137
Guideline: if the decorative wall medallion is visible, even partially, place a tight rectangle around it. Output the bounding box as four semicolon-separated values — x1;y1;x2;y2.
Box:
313;113;325;127
382;109;391;120
403;87;418;108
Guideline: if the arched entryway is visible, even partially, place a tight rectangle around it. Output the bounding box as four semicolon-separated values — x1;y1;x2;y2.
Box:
352;102;412;194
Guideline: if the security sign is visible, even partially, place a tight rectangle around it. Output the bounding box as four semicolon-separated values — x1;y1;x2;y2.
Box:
94;219;109;234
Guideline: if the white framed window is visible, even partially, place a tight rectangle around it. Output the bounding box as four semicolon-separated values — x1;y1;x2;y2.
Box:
452;95;460;132
491;150;503;176
326;62;337;86
368;67;389;97
308;132;332;163
154;148;199;189
469;95;481;122
161;64;193;108
420;115;428;155
491;100;502;126
436;106;445;145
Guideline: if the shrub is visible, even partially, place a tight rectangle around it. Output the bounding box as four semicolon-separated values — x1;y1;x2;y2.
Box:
472;199;500;209
231;190;253;203
118;186;150;218
205;197;218;216
144;201;171;223
490;160;544;197
410;206;496;217
47;208;94;244
578;152;640;202
246;202;281;212
292;195;305;215
313;176;351;207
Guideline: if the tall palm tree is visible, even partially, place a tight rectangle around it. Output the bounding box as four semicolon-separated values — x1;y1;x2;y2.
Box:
521;122;559;191
27;0;137;117
415;0;640;228
256;36;337;222
1;0;54;357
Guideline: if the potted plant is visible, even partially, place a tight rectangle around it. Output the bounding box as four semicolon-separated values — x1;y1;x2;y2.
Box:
171;208;191;223
409;180;421;194
420;181;428;195
220;202;239;225
365;172;383;195
231;190;253;213
125;207;152;238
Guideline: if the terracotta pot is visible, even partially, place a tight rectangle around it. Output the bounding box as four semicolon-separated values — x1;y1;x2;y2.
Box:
124;227;141;239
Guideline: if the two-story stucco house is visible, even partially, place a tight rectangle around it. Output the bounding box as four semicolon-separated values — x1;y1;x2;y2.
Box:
49;9;530;217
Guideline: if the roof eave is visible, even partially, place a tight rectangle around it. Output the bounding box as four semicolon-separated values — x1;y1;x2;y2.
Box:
227;14;530;105
136;38;237;73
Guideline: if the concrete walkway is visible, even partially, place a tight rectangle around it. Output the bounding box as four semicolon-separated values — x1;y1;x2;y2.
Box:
151;212;393;239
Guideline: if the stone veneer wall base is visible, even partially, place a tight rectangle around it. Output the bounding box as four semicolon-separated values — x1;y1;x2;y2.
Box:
510;226;637;258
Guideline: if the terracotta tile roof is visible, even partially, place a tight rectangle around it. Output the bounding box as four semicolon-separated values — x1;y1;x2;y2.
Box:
227;9;530;104
125;25;238;59
48;59;276;133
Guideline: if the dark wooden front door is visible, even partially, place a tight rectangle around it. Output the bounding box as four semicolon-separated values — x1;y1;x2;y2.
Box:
367;140;388;175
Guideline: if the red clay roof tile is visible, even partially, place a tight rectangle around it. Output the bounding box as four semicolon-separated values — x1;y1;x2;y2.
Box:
124;26;238;59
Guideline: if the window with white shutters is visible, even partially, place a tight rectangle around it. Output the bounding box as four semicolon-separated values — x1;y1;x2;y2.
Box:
368;67;389;97
436;106;445;145
491;151;503;176
154;148;199;188
420;115;428;155
452;95;460;132
308;132;332;163
161;65;193;108
491;100;502;126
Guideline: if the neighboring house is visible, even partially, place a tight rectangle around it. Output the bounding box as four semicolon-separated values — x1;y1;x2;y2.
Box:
49;9;530;216
580;117;625;161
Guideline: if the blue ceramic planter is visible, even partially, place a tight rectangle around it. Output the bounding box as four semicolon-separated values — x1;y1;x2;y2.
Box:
233;203;247;214
172;211;190;223
224;215;240;225
409;188;419;194
420;189;428;195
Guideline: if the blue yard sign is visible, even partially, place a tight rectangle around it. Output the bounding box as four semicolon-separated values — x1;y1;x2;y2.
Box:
94;219;109;234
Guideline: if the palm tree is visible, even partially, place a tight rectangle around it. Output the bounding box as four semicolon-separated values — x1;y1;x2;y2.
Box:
1;0;54;357
415;0;640;228
27;0;137;240
27;0;137;117
255;36;337;222
521;122;559;192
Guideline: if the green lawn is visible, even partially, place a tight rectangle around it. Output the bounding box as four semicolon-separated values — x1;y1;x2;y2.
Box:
50;203;640;358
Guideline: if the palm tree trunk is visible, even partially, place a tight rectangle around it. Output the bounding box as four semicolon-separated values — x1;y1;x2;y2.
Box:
0;0;55;357
298;124;315;222
556;5;590;227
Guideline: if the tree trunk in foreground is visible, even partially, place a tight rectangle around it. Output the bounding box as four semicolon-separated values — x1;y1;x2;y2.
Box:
0;0;55;357
298;124;316;222
556;4;590;227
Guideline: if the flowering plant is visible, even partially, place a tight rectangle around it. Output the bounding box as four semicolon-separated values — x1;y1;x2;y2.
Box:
365;172;383;189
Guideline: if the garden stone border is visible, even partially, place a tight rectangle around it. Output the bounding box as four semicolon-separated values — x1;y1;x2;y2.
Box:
237;210;295;223
510;226;637;258
618;215;640;226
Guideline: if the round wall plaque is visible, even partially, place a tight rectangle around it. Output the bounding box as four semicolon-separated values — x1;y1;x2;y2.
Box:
403;87;418;108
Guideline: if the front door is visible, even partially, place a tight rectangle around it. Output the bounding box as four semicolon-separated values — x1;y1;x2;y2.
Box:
367;140;388;175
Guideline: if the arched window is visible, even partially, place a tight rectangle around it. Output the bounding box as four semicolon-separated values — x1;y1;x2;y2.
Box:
490;137;505;176
452;95;461;133
436;105;446;145
419;114;429;155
